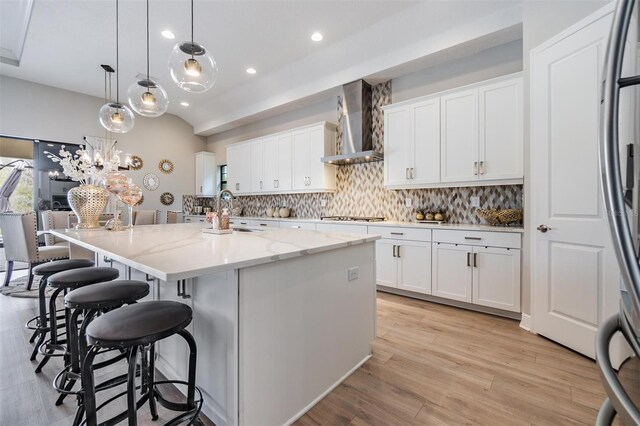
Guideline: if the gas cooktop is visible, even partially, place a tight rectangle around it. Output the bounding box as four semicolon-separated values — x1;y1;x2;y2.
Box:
320;216;385;222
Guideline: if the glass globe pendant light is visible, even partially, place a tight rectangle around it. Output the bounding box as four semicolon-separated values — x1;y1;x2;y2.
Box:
168;0;218;93
99;0;134;133
127;0;169;117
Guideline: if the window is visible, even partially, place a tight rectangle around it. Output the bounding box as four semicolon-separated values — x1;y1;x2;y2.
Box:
220;164;228;191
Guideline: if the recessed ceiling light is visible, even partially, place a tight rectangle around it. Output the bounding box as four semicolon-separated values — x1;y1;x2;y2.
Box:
246;67;257;74
161;30;175;39
311;32;323;42
180;101;189;107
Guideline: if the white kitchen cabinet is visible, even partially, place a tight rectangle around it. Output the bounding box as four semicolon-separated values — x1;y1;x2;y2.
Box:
263;132;292;192
432;243;473;302
376;239;431;294
226;142;251;194
128;267;155;302
195;152;217;196
315;223;367;234
478;78;523;181
292;123;337;192
280;221;316;230
156;280;193;382
440;89;478;183
472;246;521;312
250;139;264;193
383;105;411;186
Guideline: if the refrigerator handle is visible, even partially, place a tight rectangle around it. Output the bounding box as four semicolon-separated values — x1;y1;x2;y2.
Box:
601;0;640;316
595;314;640;425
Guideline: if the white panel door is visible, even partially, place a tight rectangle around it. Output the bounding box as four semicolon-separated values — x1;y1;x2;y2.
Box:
306;125;325;190
472;247;521;312
201;153;216;196
157;281;192;381
227;143;251;194
432;243;472;302
412;99;440;185
291;129;309;190
250;140;264;193
397;241;432;294
440;89;478;183
262;136;278;192
226;145;240;194
531;7;619;358
384;106;411;185
276;132;292;191
478;78;523;181
375;239;398;288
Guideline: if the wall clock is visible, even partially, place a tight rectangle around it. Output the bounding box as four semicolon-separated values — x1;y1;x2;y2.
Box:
143;173;159;191
159;159;174;174
160;192;174;206
130;155;143;171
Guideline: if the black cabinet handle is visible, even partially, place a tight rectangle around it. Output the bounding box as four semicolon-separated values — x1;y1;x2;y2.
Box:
473;253;477;267
145;274;154;282
397;245;401;258
177;281;183;297
465;236;482;241
392;245;397;258
467;252;471;267
390;232;404;236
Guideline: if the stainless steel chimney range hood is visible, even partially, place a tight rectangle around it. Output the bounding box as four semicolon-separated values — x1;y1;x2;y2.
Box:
321;79;383;165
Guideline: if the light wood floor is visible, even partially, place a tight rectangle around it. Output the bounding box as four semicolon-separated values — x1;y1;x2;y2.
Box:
1;281;607;425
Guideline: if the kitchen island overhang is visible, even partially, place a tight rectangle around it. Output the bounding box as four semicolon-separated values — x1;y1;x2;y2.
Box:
51;224;379;425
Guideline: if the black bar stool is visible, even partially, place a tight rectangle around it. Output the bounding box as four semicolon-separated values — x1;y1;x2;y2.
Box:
54;280;150;422
26;259;95;362
82;301;203;426
36;267;120;374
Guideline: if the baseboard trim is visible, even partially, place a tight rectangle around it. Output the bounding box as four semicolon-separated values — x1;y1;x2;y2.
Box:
520;313;532;332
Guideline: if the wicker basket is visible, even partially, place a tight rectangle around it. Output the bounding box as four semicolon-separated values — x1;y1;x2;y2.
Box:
476;208;523;226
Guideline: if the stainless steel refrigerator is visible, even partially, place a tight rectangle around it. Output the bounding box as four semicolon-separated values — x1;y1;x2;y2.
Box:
599;0;640;424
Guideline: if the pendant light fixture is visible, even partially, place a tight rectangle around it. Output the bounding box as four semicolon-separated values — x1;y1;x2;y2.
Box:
99;0;135;133
127;0;169;117
168;0;218;93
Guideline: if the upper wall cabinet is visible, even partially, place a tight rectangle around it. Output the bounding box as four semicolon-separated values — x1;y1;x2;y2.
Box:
195;151;216;196
384;74;523;189
226;122;336;196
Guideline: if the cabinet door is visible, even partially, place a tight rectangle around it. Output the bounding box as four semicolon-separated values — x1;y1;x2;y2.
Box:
262;136;278;192
478;78;523;181
235;143;252;194
128;267;155;302
196;152;216;196
440;89;478;183
226;145;240;193
156;280;192;382
411;99;440;184
306;125;326;190
384;106;411;186
250;140;264;193
472;247;521;312
291;129;309;190
195;153;204;195
375;239;398;288
432;243;472;302
397;241;432;294
276;132;292;191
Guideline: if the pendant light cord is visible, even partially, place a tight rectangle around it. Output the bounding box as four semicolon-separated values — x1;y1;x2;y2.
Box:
115;0;120;103
146;0;150;83
191;0;194;59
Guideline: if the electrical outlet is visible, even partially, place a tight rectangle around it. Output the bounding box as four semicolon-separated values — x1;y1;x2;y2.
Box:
348;267;359;281
470;196;480;207
320;199;327;207
405;198;412;208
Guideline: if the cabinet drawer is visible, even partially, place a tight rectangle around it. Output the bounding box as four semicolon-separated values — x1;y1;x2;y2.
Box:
367;226;431;242
316;223;368;234
432;229;520;249
253;220;280;229
229;218;254;227
281;221;316;230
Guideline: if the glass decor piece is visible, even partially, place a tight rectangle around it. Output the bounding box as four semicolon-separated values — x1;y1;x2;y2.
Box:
168;42;218;93
127;76;169;117
118;185;143;228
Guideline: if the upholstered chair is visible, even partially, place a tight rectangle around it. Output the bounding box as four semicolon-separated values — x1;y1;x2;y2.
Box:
41;210;71;248
166;210;183;224
0;212;69;289
132;210;160;225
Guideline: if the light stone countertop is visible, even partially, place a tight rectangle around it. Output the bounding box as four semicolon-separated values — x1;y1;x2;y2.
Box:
226;216;525;234
51;223;379;282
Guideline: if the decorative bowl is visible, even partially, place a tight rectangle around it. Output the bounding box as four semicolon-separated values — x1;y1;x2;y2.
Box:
476;208;523;226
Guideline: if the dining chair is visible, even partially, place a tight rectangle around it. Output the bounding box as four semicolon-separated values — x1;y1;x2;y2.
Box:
132;210;160;225
41;210;71;248
167;210;183;224
0;212;69;289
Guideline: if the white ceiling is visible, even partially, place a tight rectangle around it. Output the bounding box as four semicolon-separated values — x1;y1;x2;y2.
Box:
0;0;523;136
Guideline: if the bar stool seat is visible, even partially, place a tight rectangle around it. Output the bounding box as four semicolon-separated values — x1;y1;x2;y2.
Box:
87;301;192;347
48;267;120;289
27;259;96;362
65;280;149;309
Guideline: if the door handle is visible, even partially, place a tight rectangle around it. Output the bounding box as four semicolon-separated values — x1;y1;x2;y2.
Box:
396;245;401;258
406;168;409;180
479;161;485;175
236;183;239;191
411;168;415;179
473;253;477;267
181;280;191;299
260;181;263;189
392;245;397;258
177;281;183;297
473;162;478;175
145;274;154;282
537;224;550;233
467;252;471;267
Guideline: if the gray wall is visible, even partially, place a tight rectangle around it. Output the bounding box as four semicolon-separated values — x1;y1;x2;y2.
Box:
0;75;207;211
520;0;609;316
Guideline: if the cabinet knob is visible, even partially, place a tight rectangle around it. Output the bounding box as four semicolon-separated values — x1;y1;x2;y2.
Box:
537;224;550;233
473;162;478;175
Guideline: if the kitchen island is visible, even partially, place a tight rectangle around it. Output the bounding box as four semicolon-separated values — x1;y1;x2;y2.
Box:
51;223;379;425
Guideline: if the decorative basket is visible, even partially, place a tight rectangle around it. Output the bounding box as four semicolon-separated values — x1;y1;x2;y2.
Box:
476;208;523;226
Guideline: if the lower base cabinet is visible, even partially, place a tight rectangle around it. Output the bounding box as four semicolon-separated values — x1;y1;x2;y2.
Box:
432;242;520;312
375;239;431;294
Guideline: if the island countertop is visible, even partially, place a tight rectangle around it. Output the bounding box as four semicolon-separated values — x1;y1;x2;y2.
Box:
50;223;379;282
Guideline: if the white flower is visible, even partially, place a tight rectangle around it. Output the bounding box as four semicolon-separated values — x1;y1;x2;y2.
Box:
44;145;123;185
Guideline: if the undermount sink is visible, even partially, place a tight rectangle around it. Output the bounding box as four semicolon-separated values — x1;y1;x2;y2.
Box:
233;227;263;233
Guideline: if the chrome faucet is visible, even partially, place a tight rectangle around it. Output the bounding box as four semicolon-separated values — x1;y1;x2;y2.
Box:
216;189;234;229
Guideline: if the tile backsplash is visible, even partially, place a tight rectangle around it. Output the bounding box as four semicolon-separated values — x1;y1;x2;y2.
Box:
187;80;523;225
